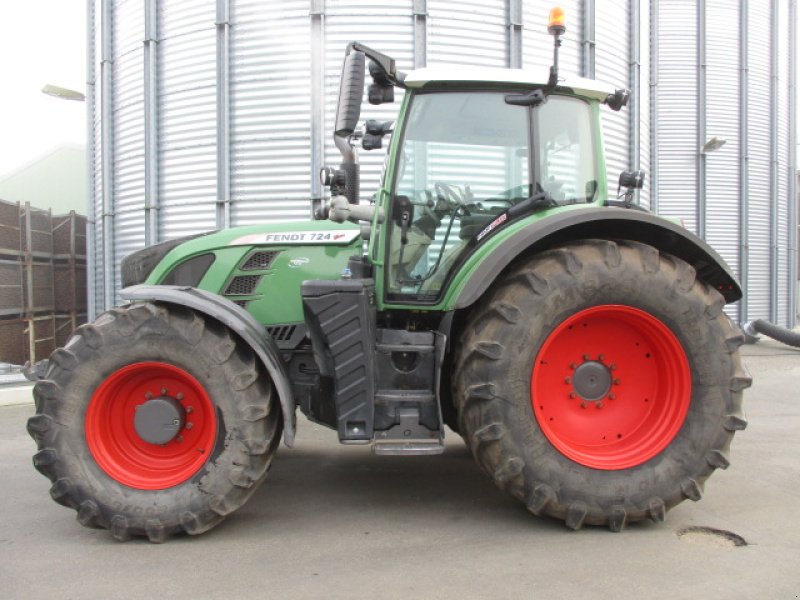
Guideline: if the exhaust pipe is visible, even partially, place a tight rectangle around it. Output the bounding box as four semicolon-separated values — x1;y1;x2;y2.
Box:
333;48;366;205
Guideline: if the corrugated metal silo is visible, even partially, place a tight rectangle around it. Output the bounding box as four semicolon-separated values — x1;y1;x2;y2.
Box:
87;0;795;328
652;0;796;325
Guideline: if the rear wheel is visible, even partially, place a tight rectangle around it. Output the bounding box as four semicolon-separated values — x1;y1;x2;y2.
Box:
27;302;282;542
453;240;750;530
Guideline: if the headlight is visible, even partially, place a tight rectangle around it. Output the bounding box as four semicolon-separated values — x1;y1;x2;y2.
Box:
160;253;216;287
121;233;213;287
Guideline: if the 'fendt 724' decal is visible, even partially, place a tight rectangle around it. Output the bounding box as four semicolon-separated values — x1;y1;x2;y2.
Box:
229;230;360;246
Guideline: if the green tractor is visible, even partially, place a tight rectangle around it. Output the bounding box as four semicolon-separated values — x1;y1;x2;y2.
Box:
28;15;749;542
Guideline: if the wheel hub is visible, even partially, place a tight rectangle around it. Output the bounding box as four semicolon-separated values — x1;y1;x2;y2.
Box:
85;362;217;490
134;396;186;445
531;305;691;470
572;360;611;402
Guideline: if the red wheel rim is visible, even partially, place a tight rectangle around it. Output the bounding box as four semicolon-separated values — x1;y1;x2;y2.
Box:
531;305;691;470
85;362;217;490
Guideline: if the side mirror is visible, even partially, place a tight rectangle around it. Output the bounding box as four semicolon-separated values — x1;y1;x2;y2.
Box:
605;89;630;112
618;170;645;190
367;61;395;105
616;170;645;207
334;50;366;137
362;120;394;151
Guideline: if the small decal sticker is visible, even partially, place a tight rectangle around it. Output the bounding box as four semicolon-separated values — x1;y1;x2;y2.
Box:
288;257;310;268
476;213;508;241
229;230;360;246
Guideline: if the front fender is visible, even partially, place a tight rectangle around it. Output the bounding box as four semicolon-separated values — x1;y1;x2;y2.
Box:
451;207;742;309
120;285;296;447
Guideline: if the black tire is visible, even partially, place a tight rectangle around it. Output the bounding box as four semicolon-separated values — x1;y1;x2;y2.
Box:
452;240;751;531
27;302;282;542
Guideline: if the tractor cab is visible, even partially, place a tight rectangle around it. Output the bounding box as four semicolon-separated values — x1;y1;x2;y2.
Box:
318;26;637;310
382;76;605;302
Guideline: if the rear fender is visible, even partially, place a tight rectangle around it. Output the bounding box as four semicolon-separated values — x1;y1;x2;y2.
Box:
452;207;742;309
120;285;296;447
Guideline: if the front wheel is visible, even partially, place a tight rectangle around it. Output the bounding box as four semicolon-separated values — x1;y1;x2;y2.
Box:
453;240;750;531
27;302;282;542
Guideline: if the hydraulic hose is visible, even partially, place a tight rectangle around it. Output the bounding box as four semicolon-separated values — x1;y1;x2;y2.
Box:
743;319;800;348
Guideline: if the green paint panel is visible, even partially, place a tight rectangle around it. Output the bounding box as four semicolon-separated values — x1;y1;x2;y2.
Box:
145;221;362;325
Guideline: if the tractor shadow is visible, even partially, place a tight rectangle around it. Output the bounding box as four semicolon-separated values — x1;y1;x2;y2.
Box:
219;433;574;538
210;424;664;541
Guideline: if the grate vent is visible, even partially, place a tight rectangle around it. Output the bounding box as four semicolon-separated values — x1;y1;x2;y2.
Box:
224;275;262;296
266;324;297;342
241;250;280;271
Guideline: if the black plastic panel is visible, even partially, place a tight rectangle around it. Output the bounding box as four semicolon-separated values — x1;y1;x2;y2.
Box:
301;279;376;442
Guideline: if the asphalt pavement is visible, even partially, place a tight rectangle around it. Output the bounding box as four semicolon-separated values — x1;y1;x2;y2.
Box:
1;339;799;599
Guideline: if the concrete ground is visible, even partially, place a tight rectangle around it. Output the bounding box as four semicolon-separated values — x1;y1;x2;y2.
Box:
1;340;799;600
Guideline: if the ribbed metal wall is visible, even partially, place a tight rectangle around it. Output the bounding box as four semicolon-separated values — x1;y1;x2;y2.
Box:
746;1;772;322
704;0;741;294
157;1;217;240
88;0;795;327
653;0;796;326
595;0;631;200
230;1;311;226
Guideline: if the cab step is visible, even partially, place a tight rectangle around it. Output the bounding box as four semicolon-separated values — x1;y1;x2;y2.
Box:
371;407;444;455
372;440;445;455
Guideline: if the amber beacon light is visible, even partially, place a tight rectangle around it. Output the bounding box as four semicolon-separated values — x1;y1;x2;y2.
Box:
548;7;566;35
546;7;566;87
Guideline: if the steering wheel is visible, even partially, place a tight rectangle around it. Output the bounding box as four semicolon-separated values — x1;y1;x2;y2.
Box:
434;182;468;210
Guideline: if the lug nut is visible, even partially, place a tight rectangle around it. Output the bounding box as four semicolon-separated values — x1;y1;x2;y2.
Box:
583;354;590;360
580;401;588;408
185;422;193;430
598;354;605;361
569;363;577;370
564;377;572;384
596;402;603;408
614;378;621;385
176;392;184;401
608;393;616;400
569;392;576;399
161;388;167;395
176;435;184;443
609;364;617;371
186;406;194;414
144;392;153;400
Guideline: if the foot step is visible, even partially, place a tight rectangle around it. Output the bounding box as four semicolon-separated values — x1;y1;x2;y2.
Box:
372;440;445;455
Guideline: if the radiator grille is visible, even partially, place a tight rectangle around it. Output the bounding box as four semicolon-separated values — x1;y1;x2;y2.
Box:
224;275;261;296
241;250;280;271
266;324;297;342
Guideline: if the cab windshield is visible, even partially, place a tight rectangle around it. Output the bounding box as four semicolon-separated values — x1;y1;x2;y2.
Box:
387;91;597;302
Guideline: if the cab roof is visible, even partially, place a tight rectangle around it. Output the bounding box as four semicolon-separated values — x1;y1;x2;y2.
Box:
403;66;617;102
